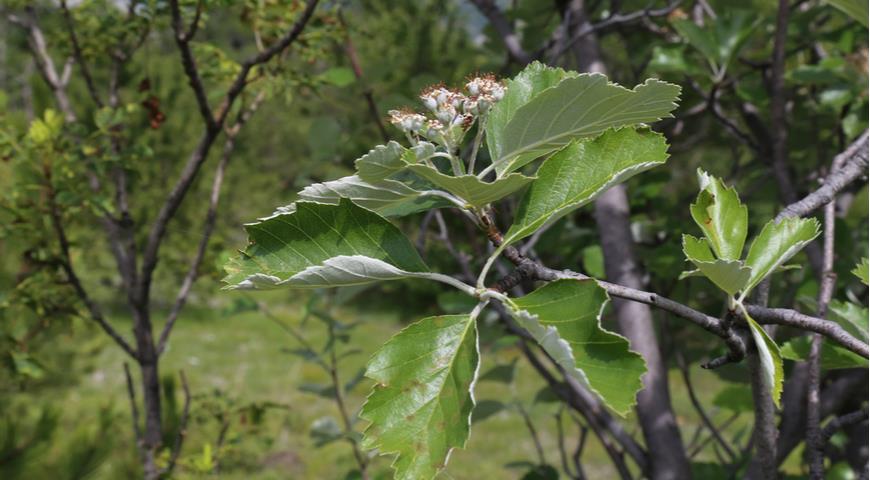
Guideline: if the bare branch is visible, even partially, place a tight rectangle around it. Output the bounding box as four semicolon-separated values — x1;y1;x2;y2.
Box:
547;1;682;61
168;0;216;129
157;92;266;356
745;308;868;359
676;350;737;462
807;186;839;478
140;0;319;305
468;0;532;64
821;409;869;445
163;370;192;478
124;362;143;448
59;0;103;107
338;10;389;142
45;168;138;359
775;131;869;222
756;130;868;305
745;349;779;479
8;9;77;122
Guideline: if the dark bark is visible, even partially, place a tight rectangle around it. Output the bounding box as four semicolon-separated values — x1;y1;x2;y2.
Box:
745;350;779;479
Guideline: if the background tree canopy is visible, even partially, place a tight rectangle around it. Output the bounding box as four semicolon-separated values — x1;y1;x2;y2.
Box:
0;0;867;479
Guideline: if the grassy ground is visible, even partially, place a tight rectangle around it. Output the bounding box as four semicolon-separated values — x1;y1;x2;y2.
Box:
20;289;756;479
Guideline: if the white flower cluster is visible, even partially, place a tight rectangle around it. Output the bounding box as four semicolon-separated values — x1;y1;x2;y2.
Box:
387;74;505;149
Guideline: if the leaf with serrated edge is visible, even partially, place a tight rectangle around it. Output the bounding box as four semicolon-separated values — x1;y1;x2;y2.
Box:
355;141;407;182
223;199;428;289
486;62;578;168
682;234;750;295
405;163;533;208
690;170;748;261
853;257;869;285
360;314;479;480
683;234;715;261
781;336;868;369
743;217;821;296
298;175;450;217
828;300;869;343
509;279;646;416
745;312;784;408
494;74;680;176
503;128;669;248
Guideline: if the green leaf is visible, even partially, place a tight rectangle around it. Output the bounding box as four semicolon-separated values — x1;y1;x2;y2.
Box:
690;260;751;296
853;257;869;285
690;171;748;261
486;62;578;169
471;400;505;423
509;279;646;416
824;0;869;27
320;67;356;87
682;234;715;261
781;336;869;369
492;74;680;176
405;163;533;208
355;142;408;182
361;314;479;480
828;300;869;343
743;217;821;295
503;128;669;248
298;175;450;217
223;199;428;289
745;313;784;408
682;235;750;295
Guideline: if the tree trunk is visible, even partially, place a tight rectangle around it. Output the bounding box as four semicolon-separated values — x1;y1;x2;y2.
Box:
132;305;163;480
562;2;691;478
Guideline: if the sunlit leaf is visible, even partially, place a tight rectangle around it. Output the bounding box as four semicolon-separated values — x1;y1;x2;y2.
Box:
503;128;669;248
486;62;577;170
405;163;533;208
853;257;869;285
743;217;821;295
690;170;748;261
223;199;428;289
745;313;784;408
361;314;479;480
491;74;679;176
509;279;646;416
298;175;450;216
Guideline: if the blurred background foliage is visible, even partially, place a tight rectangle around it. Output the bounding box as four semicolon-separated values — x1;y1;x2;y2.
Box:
0;0;866;478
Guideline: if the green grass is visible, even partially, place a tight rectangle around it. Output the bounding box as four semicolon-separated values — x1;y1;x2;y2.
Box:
12;289;763;479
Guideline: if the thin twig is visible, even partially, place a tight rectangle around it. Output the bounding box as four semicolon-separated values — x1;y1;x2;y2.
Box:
676;350;737;462
338;10;389;142
124;362;143;449
157;92;266;356
163;370;192;478
44;166;137;359
58;0;103;107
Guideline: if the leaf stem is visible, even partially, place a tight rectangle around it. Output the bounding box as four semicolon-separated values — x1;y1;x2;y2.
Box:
476;244;506;289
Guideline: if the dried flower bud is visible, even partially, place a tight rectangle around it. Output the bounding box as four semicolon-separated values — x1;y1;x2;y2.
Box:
466;74;505;103
388;109;427;133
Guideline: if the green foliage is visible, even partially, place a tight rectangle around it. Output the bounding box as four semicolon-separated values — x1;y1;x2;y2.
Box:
489;72;680;176
360;314;478;480
223;199;429;289
508;280;645;416
503;128;669;248
681;171;822;407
